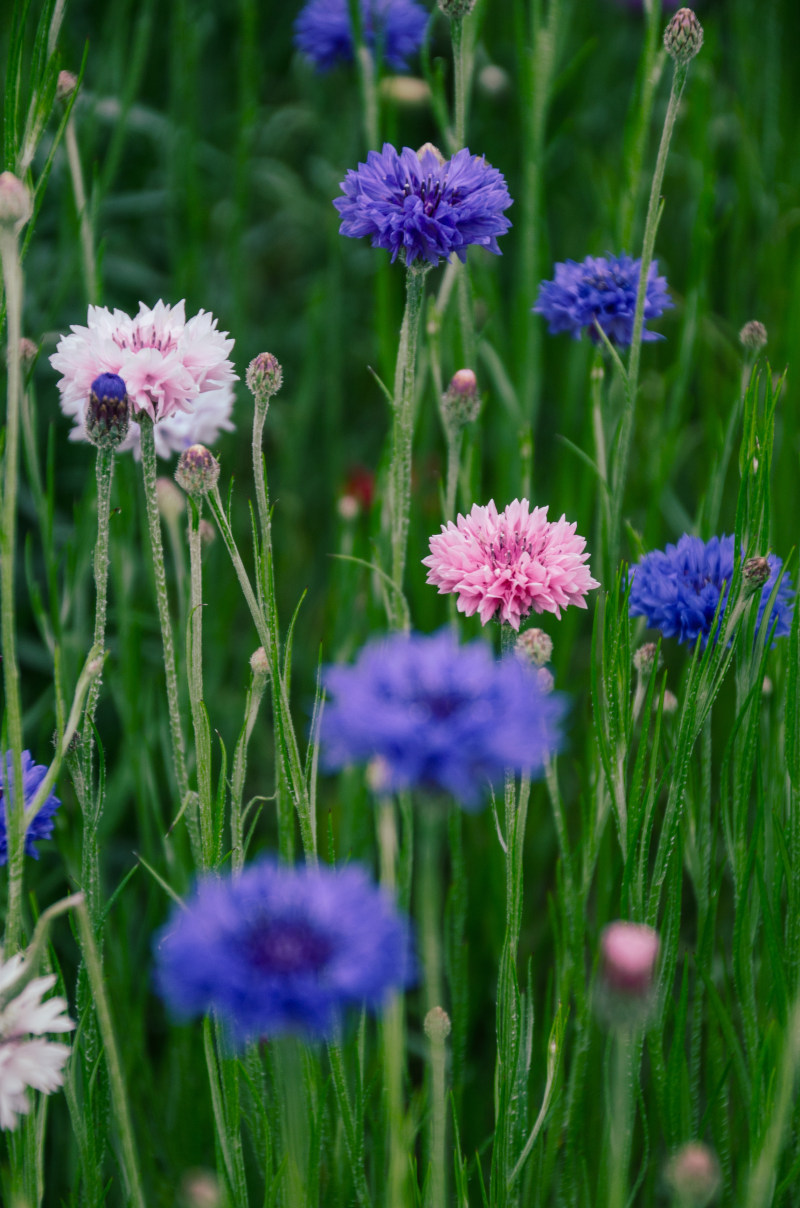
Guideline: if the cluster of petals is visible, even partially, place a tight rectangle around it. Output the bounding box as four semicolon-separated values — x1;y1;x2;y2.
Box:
533;252;673;345
50;300;237;436
294;0;428;72
628;533;794;646
0;750;61;864
0;953;75;1130
321;629;565;805
423;499;600;631
154;860;413;1042
335;143;513;267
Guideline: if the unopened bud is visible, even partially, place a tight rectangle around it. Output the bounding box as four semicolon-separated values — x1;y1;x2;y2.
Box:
442;368;480;429
156;476;185;523
366;756;391;795
633;642;661;674
438;0;477;16
87;657;104;678
179;1169;223;1208
379;76;431;106
661;690;678;715
85;374;130;450
762;676;773;697
743;555;770;594
424;1006;452;1042
18;338;38;366
175;445;220;496
0;172;33;232
516;628;553;667
56;71;79;102
664;8;703;63
477;65;510;98
249;647;270;680
338;494;360;522
536;667;555;694
664;1142;721;1207
198;519;215;547
246;353;282;407
417;142;446;167
739;320;767;352
600;920;660;998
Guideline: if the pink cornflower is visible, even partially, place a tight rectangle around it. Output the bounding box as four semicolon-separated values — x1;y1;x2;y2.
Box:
50;300;237;426
423;498;599;630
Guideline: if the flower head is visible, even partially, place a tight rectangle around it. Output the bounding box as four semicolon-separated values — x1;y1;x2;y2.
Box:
294;0;428;72
533;253;672;345
321;630;565;806
154;860;413;1042
0;952;74;1130
628;534;794;647
51;300;237;435
664;7;703;63
0;752;61;864
335;142;512;267
85;373;131;450
424;499;599;630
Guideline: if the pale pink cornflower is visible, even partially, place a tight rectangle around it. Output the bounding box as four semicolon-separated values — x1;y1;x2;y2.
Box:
423;498;599;630
50;299;237;433
0;951;75;1130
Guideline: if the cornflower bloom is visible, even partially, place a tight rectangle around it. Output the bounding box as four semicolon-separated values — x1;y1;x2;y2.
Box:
628;534;794;646
294;0;428;72
0;952;75;1130
50;300;237;452
154;861;413;1042
533;253;672;345
0;751;61;864
321;630;565;806
335;142;512;267
424;499;600;630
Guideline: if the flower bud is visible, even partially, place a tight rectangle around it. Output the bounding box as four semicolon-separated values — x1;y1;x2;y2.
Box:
198;519;215;547
664;8;703;63
536;667;555;695
337;494;360;522
516;628;553;667
18;337;38;367
175;445;220;496
743;555;770;594
85;374;130;450
664;1142;721;1207
379;76;431;107
633;642;661;674
56;71;79;102
249;647;270;681
739;320;767;352
438;0;477;16
477;65;510;98
600;921;660;998
246;353;282;407
157;476;185;523
179;1169;222;1208
661;690;679;715
442;368;481;429
424;1006;452;1042
0;172;32;232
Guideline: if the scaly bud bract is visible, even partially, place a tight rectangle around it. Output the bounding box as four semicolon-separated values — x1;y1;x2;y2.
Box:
664;8;703;63
175;445;220;496
85;374;130;450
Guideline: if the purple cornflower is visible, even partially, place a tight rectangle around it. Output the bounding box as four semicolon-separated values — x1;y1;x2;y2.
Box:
334;143;513;267
321;630;565;807
294;0;428;72
154;860;413;1042
628;534;794;646
0;752;61;864
533;253;672;345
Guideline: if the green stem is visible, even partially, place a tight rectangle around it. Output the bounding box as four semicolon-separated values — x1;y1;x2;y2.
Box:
356;45;379;152
187;498;214;868
426;1014;449;1208
378;797;408;1208
450;16;467;151
327;1036;373;1208
64;113;98;304
137;415;189;802
607;1027;637;1208
1;225;28;955
609;58;689;572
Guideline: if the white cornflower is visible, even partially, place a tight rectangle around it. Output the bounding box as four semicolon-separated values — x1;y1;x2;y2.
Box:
0;952;75;1130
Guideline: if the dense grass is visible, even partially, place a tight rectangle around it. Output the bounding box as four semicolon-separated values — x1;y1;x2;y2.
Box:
3;0;800;1205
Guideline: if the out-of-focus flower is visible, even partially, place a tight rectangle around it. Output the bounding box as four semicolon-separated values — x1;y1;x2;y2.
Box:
0;752;61;864
533;253;672;345
154;860;413;1042
600;921;660;998
0;173;32;232
321;630;565;806
664;1142;721;1207
628;534;793;647
294;0;428;72
424;498;599;630
335;142;512;267
51;300;237;439
0;952;75;1130
739;320;767;352
515;628;553;667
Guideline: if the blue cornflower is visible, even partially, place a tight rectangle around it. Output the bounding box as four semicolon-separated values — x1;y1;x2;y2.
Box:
334;143;513;267
0;751;61;864
533;253;673;345
321;630;565;807
154;860;413;1043
294;0;428;72
628;534;794;646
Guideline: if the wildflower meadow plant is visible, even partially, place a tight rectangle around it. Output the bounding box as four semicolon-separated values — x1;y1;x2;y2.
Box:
294;0;429;72
0;951;74;1131
154;860;413;1041
628;534;794;645
0;752;61;864
321;629;565;804
534;253;673;345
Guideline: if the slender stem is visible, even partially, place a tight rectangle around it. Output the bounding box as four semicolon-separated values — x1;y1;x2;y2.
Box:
64;113;98;304
75;900;146;1208
419;808;444;1012
609;59;689;571
389;265;426;623
81;448;114;775
444;428;463;526
230;664;269;875
187;498;214;868
327;1036;373;1208
378;797;408;1208
607;1026;636;1208
137;415;189;802
1;226;28;955
450;16;467;151
426;1016;448;1208
356;45;379;152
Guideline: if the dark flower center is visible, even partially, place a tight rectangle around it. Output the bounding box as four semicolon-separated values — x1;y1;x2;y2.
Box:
401;171;457;217
245;919;333;975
